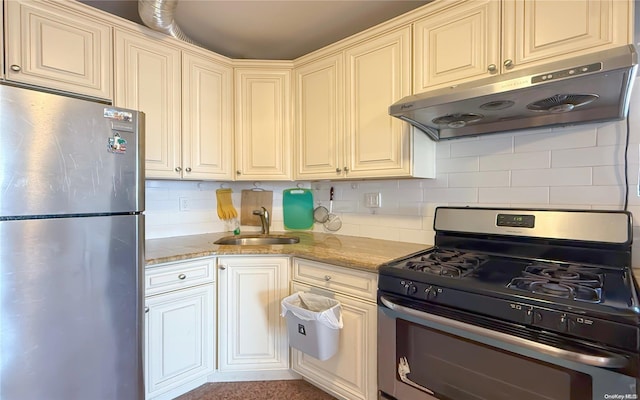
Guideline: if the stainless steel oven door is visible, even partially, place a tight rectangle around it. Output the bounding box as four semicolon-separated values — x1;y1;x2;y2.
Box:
378;296;638;400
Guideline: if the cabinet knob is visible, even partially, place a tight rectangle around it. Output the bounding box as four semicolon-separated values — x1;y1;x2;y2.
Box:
487;64;497;73
10;65;21;72
344;166;349;173
178;273;186;280
236;170;241;175
324;275;332;281
335;168;342;173
145;306;149;313
219;265;226;270
503;59;514;69
175;166;182;172
185;167;192;173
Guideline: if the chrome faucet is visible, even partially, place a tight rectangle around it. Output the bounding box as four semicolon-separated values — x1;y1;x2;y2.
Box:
252;206;270;235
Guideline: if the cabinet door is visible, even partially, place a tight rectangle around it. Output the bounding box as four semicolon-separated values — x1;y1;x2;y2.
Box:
413;0;500;92
344;27;412;178
502;0;632;72
145;284;215;398
234;69;292;180
114;30;182;179
5;0;112;100
294;54;345;180
182;52;234;180
218;257;290;371
291;282;377;400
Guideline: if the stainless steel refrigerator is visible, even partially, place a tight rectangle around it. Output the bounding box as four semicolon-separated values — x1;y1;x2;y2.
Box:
0;84;145;399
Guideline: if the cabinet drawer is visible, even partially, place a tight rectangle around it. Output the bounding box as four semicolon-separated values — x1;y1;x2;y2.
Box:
145;258;215;296
292;258;377;301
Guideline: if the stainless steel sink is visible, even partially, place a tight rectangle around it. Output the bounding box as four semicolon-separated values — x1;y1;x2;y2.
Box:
214;234;300;245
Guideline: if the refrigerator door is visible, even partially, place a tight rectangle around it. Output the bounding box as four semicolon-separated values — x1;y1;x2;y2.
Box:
0;84;144;217
0;214;144;400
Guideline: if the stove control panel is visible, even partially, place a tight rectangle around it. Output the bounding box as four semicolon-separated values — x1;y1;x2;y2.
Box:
378;275;639;351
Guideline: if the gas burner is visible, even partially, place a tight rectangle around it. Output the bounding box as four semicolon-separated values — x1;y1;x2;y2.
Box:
404;249;487;278
507;261;603;303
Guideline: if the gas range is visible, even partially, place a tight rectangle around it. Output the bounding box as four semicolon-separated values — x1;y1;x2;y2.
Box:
378;207;640;351
377;207;640;399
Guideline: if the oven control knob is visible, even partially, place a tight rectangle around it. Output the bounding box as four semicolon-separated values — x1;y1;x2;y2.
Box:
408;285;418;295
425;286;438;300
534;311;543;323
559;314;568;331
525;308;534;324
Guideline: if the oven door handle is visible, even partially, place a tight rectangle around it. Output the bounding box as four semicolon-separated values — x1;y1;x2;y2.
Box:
380;296;628;369
398;356;436;395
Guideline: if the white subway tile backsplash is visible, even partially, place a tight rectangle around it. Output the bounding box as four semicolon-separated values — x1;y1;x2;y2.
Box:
511;167;591;187
552;146;622;168
550;186;624;206
479;187;549;204
425;188;478;203
480;151;550;171
592;165;636;185
514;128;597;152
596;121;627;146
450;136;513;157
435;141;451;159
436;156;479;173
448;171;510;188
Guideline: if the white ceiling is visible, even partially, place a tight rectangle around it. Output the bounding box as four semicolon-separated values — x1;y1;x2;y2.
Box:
80;0;430;60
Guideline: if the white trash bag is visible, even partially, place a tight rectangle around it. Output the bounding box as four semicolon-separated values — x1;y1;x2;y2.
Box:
281;292;343;329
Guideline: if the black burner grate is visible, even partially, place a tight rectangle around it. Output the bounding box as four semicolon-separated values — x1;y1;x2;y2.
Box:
404;249;487;278
507;262;603;303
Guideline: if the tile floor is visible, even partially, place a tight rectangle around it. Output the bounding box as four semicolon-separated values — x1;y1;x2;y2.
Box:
175;380;338;400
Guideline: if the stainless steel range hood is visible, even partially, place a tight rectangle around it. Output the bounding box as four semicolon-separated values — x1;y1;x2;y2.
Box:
390;45;638;141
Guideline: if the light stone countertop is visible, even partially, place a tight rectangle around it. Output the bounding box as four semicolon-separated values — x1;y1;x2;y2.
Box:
145;231;430;272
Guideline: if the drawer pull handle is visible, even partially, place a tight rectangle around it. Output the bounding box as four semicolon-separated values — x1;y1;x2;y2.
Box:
219;265;226;270
324;275;332;281
10;65;21;72
178;273;186;280
145;306;149;313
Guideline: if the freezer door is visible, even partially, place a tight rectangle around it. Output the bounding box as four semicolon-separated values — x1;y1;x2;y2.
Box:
0;215;144;400
0;84;144;216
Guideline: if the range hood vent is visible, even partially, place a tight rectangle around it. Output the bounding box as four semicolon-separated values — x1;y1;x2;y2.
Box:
390;45;638;141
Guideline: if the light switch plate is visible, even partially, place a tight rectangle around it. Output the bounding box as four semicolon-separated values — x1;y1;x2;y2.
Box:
364;192;381;208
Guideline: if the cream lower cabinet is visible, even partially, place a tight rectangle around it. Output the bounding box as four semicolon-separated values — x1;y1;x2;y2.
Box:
4;0;112;100
217;256;290;372
414;0;632;93
144;258;216;400
290;258;378;400
115;29;233;180
295;26;434;180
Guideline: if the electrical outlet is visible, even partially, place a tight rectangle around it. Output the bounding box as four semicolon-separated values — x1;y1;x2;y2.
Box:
179;197;191;211
364;192;381;208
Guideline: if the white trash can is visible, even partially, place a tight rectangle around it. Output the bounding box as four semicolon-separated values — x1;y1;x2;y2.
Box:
281;291;343;361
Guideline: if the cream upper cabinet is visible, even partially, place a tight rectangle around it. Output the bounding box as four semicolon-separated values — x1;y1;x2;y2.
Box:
114;29;182;179
502;0;632;71
4;0;113;100
217;256;290;372
182;52;234;180
414;0;632;93
115;29;233;180
294;54;345;180
235;67;292;180
413;0;500;92
295;26;434;180
345;26;433;179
